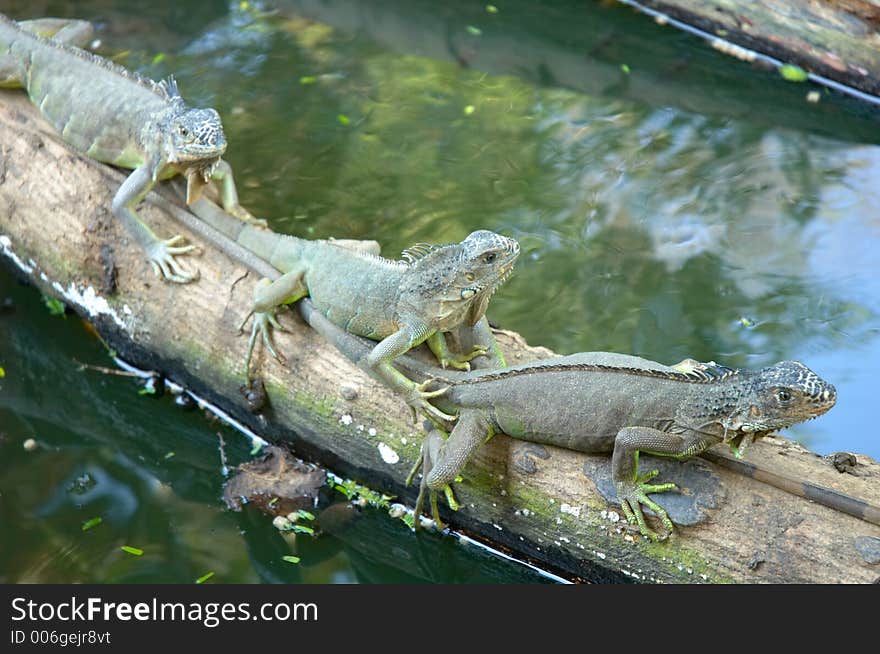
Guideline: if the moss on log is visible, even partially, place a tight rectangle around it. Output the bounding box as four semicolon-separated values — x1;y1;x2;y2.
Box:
2;91;880;583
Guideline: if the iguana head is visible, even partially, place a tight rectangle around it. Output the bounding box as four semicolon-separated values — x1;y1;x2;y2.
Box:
720;361;836;439
399;230;520;327
167;107;227;164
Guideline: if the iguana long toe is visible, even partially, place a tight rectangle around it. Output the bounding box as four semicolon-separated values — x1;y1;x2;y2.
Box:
615;474;677;542
146;235;199;283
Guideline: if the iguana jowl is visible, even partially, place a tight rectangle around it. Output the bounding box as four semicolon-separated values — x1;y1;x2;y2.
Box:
299;299;837;541
0;13;257;282
186;200;520;423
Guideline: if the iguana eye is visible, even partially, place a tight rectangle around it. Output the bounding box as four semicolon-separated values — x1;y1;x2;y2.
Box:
483;252;497;264
178;126;189;136
777;389;792;402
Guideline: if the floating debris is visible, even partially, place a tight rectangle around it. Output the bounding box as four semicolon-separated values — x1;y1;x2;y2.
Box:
195;572;214;584
121;546;144;556
223;445;326;514
23;438;37;452
81;516;103;531
780;64;809;82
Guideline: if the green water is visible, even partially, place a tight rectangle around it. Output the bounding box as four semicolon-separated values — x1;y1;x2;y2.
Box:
1;0;879;583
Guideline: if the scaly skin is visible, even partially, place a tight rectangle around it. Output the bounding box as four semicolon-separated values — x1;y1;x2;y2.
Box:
185;200;519;423
0;13;259;282
298;300;837;541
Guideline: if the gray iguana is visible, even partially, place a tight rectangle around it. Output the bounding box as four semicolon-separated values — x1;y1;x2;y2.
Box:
183;199;520;423
298;298;837;541
0;13;258;282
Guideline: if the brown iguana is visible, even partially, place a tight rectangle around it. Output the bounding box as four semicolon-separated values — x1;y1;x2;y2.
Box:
298;298;838;541
0;13;258;282
180;199;520;423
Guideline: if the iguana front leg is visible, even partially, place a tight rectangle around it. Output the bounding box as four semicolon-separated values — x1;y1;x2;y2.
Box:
113;162;197;283
190;159;267;228
242;268;308;374
426;331;487;371
364;325;456;424
611;426;717;542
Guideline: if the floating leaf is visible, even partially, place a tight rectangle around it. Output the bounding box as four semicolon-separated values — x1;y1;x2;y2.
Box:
164;451;175;460
0;367;5;378
152;53;166;65
81;517;103;531
463;105;475;115
299;76;317;85
466;25;482;36
402;513;415;529
620;64;631;74
292;524;315;535
282;555;301;564
250;441;263;456
296;509;315;521
779;64;808;82
337;114;350;125
43;296;66;317
486;4;498;13
195;572;215;584
121;546;143;556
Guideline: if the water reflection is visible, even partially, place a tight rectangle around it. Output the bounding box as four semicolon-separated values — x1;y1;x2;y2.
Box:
1;0;878;584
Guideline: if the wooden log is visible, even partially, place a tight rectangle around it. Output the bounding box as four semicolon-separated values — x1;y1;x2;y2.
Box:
2;90;879;583
632;0;880;97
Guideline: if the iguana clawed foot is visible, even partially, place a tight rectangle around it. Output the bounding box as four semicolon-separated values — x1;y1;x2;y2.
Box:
226;203;268;229
147;235;199;283
615;469;677;542
438;345;489;371
404;379;455;424
241;308;288;375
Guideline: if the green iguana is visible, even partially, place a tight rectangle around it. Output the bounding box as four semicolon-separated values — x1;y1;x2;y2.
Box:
0;13;258;282
298;298;838;541
183;199;520;424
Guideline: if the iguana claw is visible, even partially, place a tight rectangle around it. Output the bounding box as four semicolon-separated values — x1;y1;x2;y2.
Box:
439;345;489;371
226;203;268;229
615;473;677;542
242;309;288;375
147;235;198;283
405;379;455;424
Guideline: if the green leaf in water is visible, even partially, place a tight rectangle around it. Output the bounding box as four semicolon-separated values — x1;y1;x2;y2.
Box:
152;53;166;65
43;295;66;317
486;4;498;13
296;509;315;521
620;63;631;75
463;105;475;115
81;517;103;531
337;114;350;125
0;366;5;378
195;571;215;584
250;441;263;456
466;25;482;36
164;451;175;460
299;75;317;85
402;513;415;529
282;555;301;564
121;546;143;556
292;524;315;535
779;64;808;82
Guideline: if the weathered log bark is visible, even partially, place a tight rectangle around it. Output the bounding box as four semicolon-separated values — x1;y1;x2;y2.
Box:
2;90;879;583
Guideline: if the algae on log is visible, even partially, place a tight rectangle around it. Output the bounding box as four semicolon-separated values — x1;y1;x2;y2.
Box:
1;91;879;583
